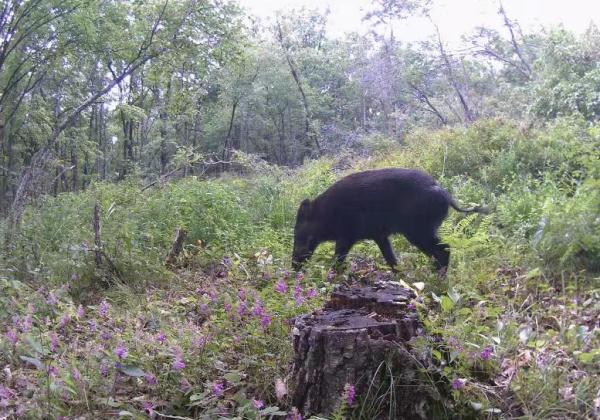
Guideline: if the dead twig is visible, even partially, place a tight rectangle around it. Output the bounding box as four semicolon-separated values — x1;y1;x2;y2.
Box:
165;228;187;268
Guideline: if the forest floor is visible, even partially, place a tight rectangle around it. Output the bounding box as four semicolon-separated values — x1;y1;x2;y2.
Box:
1;251;599;419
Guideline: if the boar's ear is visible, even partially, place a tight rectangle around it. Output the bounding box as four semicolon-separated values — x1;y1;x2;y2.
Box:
297;199;312;220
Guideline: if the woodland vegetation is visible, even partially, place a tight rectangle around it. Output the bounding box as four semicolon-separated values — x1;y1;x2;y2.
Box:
0;0;599;418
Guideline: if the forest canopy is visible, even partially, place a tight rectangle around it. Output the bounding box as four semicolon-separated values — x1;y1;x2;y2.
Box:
1;0;599;214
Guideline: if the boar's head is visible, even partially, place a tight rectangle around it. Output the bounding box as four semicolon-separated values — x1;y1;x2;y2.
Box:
292;199;319;270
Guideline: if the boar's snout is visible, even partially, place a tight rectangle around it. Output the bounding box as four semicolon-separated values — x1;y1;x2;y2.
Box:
292;247;311;271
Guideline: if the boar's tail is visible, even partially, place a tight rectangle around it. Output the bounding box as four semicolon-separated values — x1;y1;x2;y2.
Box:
448;199;489;214
438;186;489;214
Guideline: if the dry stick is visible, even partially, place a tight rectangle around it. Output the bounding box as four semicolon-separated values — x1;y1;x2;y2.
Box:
165;228;187;267
93;201;102;267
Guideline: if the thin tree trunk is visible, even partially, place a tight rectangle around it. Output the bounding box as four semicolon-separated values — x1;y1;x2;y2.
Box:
93;201;102;268
434;24;474;124
222;100;238;162
276;21;321;154
70;138;78;192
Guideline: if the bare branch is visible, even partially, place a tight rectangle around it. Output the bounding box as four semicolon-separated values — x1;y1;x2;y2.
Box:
498;2;532;77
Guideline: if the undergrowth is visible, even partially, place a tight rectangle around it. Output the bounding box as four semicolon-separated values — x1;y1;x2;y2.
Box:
1;118;599;418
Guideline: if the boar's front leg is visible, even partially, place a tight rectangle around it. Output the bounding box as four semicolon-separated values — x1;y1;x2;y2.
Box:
334;239;355;266
374;236;398;271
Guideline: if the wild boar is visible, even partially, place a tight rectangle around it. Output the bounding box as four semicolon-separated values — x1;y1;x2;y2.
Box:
292;168;487;273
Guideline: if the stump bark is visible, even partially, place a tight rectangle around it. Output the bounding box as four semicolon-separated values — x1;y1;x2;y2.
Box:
291;281;435;418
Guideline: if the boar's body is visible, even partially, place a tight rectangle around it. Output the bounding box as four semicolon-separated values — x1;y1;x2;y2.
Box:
292;168;486;272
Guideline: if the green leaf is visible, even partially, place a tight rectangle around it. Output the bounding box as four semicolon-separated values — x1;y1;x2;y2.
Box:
484;408;502;414
577;352;597;363
25;336;46;355
441;296;454;312
20;356;45;370
470;402;483;411
119;365;146;377
447;288;460;304
260;406;287;416
224;371;243;385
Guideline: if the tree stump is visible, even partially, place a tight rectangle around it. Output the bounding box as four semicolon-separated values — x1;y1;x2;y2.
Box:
291;281;436;418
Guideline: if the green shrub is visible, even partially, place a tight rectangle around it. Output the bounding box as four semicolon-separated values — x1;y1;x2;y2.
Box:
534;179;600;275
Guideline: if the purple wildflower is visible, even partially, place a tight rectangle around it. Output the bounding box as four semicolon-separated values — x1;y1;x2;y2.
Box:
143;401;154;416
180;377;191;392
5;329;18;345
282;270;290;279
287;407;302;420
238;289;246;301
252;304;264;317
260;313;272;329
100;331;112;341
407;303;416;311
156;332;166;344
275;280;288;294
0;385;14;407
327;269;336;281
480;346;493;361
192;335;208;349
47;365;59;377
306;288;318;298
344;383;356;405
213;381;225;397
21;314;33;333
172;358;186;371
294;283;305;305
237;301;247;318
76;305;85;319
46;292;58;306
99;360;110;377
49;332;59;353
452;378;466;390
58;312;70;329
145;372;158;386
252;399;265;409
98;300;111;317
114;342;128;360
224;303;232;312
71;368;82;382
295;272;304;282
88;319;97;332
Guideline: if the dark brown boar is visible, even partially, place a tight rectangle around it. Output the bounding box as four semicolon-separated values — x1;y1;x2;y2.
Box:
292;168;487;273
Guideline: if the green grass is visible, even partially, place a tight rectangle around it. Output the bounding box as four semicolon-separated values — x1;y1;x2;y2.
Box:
1;118;599;418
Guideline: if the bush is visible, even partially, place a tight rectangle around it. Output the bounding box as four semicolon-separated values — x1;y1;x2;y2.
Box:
534;179;600;274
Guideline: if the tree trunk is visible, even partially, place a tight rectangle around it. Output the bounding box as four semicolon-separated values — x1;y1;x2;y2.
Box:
70;138;78;192
93;201;102;268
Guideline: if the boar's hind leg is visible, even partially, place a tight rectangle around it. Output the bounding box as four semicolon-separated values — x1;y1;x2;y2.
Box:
374;236;398;270
405;231;450;270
